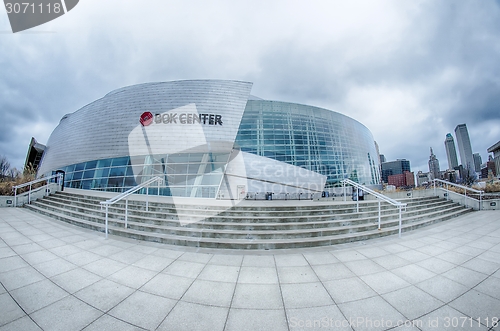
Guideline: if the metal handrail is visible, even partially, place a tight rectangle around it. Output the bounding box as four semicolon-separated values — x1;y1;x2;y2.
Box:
432;179;484;210
13;173;63;207
342;179;407;237
100;176;163;239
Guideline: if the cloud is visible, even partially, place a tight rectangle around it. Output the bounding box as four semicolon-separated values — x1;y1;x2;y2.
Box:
0;0;499;177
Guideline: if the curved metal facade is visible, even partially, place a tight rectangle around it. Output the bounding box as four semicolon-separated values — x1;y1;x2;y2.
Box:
38;80;379;198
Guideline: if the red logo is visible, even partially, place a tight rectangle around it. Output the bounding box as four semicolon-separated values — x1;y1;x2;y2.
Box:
140;112;153;126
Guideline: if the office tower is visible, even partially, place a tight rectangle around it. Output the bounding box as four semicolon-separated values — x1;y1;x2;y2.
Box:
428;147;440;179
381;159;410;183
444;133;459;170
473;153;482;173
454;124;474;171
379;154;386;163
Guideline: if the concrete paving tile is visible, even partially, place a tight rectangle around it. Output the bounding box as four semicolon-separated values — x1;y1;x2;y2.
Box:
473;277;500;301
467;241;497;250
73;239;102;250
163;260;205;279
344;260;385;276
436;251;474;265
107;265;157;288
286;305;352;330
132;254;174;272
197;264;240;283
88;244;124;257
311;263;356;281
232;283;283;309
10;243;42;256
0;292;26;326
21;250;59;265
207;253;243;266
48;244;83;257
127;244;158;255
157;301;228;331
108;291;176;330
33;258;77;278
74;279;135;312
416;275;469;303
380;243;410;254
391;264;437;284
182;279;235;307
177;251;213;264
0;284;5;295
281;282;334;309
450;290;500;321
277;266;319;284
476;251;500;264
331;250;367;262
461;258;500;275
141;273;194;299
372;255;410;270
419;305;488;330
396;250;431;263
416;244;449;256
399;240;428;249
60;234;88;244
82;314;143;331
382;285;444;320
454;245;486;257
37;238;67;250
238;266;278;284
3;236;32;246
274;254;309;267
324;276;377;304
30;296;103;331
10;279;69;314
360;271;410;294
0;256;29;273
0;247;17;259
0;315;42;331
64;251;102;267
109;250;146;265
0;266;45;291
151;248;184;259
50;267;102;293
338;296;407;331
432;241;461;250
442;266;488;288
242;255;275;267
416;257;457;274
225;308;288;331
356;246;390;259
82;258;128;278
303;252;339;265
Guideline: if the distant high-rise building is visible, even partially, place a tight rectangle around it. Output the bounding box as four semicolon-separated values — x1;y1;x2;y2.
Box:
444;133;459;170
454;124;474;171
379;154;386;163
428;147;440;179
381;159;410;183
473;153;482;173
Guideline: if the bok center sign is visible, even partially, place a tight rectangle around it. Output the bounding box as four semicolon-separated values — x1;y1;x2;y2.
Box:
140;111;223;126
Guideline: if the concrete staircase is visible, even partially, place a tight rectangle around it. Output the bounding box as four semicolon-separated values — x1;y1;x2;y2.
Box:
25;191;472;249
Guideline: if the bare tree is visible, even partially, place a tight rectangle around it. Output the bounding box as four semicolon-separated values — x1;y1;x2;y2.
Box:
0;155;11;180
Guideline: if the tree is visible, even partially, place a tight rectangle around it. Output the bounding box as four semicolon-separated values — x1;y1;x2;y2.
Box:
0;155;11;180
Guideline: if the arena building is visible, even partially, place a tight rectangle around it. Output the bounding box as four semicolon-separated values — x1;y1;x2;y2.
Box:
35;80;381;199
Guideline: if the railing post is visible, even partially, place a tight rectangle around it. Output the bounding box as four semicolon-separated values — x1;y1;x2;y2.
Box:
433;180;436;196
146;186;149;212
356;187;359;213
125;198;128;228
14;188;17;207
479;192;482;210
378;199;381;230
446;183;449;201
105;204;109;239
29;184;32;204
464;188;467;208
398;206;402;238
157;180;160;196
343;181;346;202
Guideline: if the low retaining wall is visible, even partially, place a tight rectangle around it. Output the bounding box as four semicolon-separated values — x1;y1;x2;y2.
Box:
0;183;61;208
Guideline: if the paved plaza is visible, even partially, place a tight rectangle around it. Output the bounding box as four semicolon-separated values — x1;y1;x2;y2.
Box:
0;208;499;331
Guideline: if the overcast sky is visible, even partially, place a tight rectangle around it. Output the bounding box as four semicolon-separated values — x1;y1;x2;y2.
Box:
1;0;499;174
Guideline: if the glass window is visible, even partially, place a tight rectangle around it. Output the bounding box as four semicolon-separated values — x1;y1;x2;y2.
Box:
111;157;130;167
84;160;98;170
97;158;112;168
74;163;85;171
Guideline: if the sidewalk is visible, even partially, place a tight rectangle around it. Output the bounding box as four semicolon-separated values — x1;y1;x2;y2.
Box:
1;208;499;331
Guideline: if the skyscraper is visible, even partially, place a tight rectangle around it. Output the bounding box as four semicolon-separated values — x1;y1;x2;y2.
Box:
381;159;411;183
454;124;474;171
473;153;482;173
444;133;459;170
428;147;440;179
